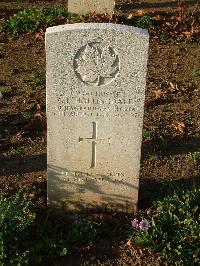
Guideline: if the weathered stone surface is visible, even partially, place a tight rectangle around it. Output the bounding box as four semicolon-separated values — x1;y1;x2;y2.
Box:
46;23;149;213
68;0;115;15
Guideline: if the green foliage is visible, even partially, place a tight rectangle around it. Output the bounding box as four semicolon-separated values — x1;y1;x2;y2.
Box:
186;148;200;162
0;87;13;98
135;16;152;29
10;147;24;156
0;87;6;94
198;16;200;24
143;129;154;138
159;32;170;41
147;151;159;161
0;194;112;264
0;192;69;265
24;71;45;87
67;218;98;245
0;191;35;265
3;7;78;35
67;218;112;246
31;71;45;86
21;111;31;121
193;69;200;77
26;217;69;263
129;188;200;265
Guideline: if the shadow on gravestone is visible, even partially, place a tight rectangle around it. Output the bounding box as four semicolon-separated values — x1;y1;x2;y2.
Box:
48;164;138;214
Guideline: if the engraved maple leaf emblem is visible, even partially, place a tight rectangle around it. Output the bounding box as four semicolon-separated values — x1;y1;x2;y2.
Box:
75;43;119;86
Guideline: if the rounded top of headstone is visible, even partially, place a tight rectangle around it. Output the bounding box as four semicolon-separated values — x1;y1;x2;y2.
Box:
46;23;149;38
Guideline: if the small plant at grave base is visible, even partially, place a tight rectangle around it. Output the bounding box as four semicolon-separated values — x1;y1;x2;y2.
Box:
67;218;98;246
135;15;152;29
3;7;79;35
127;188;200;265
186;148;200;162
142;129;154;139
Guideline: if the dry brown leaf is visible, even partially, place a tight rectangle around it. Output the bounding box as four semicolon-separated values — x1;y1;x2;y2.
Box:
35;30;44;41
172;122;185;134
182;31;192;38
126;240;132;247
13;132;22;142
169;81;175;89
136;9;145;16
57;15;65;20
152;15;162;21
127;13;134;20
169;81;179;92
153;89;164;99
165;22;171;27
79;15;85;21
36;103;41;112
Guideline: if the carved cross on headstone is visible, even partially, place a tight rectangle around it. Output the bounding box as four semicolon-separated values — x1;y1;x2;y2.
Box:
79;122;111;168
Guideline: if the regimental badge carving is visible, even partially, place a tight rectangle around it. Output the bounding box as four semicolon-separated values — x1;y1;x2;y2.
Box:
74;42;120;86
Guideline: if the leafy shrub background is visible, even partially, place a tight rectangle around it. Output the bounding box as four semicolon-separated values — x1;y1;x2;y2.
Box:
2;7;78;34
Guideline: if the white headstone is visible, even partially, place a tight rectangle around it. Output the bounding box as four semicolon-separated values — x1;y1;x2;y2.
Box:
68;0;115;16
46;23;149;213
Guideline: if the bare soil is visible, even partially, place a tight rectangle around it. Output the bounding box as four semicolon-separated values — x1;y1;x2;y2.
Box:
0;0;199;265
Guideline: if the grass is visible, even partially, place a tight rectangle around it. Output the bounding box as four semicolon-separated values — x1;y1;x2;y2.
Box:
1;7;79;35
